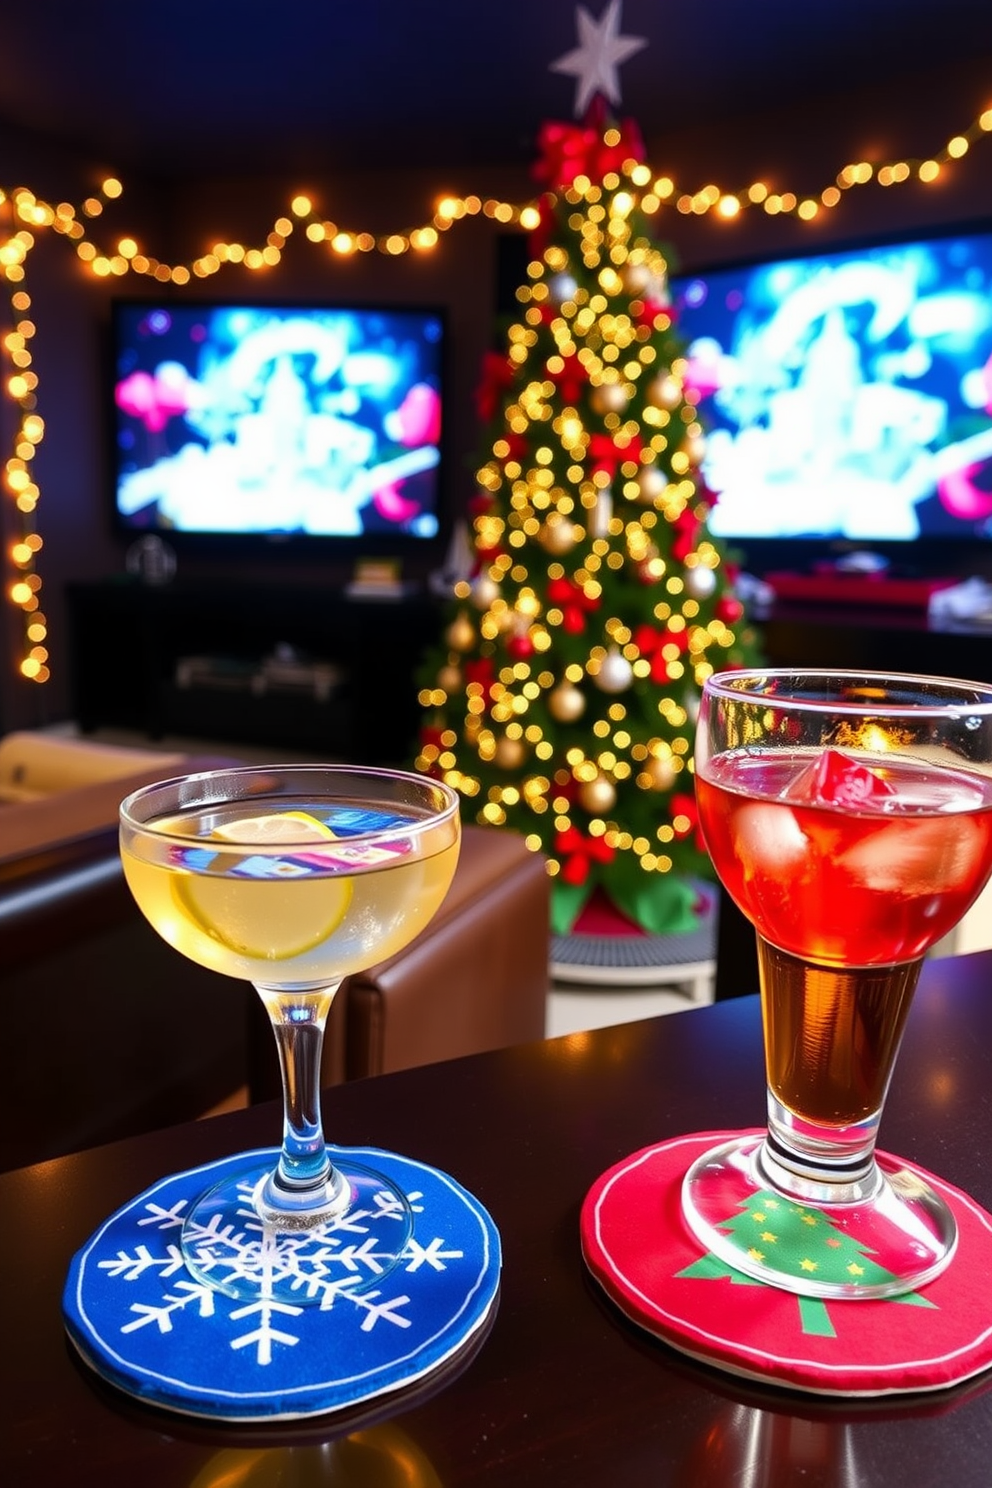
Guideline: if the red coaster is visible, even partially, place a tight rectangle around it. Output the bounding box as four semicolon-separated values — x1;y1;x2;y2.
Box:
581;1131;992;1397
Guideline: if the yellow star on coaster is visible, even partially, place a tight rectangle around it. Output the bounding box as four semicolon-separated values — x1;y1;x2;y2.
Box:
748;1247;765;1263
801;1213;818;1226
761;1232;778;1243
800;1258;819;1272
847;1262;865;1276
752;1210;766;1223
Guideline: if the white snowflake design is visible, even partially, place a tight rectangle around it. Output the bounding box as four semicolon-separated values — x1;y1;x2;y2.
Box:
96;1183;466;1367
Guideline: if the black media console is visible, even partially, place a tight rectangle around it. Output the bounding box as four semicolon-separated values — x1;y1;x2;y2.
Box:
65;578;444;766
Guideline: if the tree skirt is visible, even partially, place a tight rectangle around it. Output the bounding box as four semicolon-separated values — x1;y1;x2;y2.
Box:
581;1130;992;1396
552;886;716;985
64;1145;500;1422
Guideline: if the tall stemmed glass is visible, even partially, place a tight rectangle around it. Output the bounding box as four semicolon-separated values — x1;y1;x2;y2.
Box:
120;763;460;1304
684;670;992;1299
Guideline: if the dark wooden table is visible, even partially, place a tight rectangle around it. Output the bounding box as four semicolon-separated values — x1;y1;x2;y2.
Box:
5;951;992;1486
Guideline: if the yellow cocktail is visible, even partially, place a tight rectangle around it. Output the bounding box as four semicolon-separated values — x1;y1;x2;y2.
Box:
120;764;461;1303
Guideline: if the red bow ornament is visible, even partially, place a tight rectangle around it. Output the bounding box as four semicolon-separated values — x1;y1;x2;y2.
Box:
632;623;690;682
549;352;585;405
670;792;706;852
588;430;643;479
548;576;600;634
672;509;702;562
533;116;647;191
554;825;616;886
474;352;515;423
464;658;497;703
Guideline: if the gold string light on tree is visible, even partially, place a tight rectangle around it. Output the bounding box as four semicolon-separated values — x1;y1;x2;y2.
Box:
415;105;771;936
412;0;992;937
2;97;992;685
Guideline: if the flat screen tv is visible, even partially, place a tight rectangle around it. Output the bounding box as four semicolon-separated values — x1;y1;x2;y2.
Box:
110;300;448;557
671;222;992;577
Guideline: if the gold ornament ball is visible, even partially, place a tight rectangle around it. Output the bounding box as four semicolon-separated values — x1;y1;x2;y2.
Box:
684;432;707;466
549;682;586;722
445;613;475;650
643;755;676;791
595;650;634;694
647;373;682;410
623;262;652;295
541;518;578;554
591;381;629;416
548;270;578;304
638;466;666;504
494;736;526;769
437;664;462;694
471;574;500;610
685;565;718;599
579;776;617;815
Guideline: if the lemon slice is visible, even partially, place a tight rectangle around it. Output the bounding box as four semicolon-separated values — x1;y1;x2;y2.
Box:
174;809;354;963
210;809;338;845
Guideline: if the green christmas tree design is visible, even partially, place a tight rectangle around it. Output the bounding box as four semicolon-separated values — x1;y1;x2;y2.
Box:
679;1190;937;1337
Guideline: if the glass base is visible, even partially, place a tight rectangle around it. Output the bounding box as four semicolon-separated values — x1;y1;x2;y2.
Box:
681;1133;957;1299
180;1154;414;1304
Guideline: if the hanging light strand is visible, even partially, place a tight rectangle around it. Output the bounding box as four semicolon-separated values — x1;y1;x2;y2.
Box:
2;100;990;684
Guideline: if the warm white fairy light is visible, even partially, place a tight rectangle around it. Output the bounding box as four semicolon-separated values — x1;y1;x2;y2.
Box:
1;103;990;685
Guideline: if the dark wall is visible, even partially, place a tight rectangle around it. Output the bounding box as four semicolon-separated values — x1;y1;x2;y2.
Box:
1;56;989;731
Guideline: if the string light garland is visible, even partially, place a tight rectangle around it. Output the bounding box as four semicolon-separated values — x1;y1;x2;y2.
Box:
2;100;990;685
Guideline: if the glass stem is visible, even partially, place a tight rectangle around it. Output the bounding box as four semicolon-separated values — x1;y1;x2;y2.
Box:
255;983;341;1199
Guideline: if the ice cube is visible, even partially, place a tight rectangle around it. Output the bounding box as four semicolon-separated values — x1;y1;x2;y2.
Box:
839;816;985;896
735;801;809;881
783;748;896;809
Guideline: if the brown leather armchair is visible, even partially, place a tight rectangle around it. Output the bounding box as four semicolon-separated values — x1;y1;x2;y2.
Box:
248;824;551;1097
1;814;550;1171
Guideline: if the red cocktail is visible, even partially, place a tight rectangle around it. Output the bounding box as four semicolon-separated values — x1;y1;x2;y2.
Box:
683;672;992;1299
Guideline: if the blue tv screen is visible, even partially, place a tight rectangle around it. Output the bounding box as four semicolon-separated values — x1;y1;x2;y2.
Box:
110;301;447;549
673;224;992;569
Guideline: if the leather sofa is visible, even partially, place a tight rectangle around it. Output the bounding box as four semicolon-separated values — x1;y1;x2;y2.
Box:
0;734;551;1170
247;823;552;1099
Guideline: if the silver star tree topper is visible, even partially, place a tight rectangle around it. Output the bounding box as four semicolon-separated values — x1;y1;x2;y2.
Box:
550;0;648;116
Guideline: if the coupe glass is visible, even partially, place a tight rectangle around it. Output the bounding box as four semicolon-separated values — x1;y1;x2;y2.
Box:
684;670;992;1299
120;763;460;1304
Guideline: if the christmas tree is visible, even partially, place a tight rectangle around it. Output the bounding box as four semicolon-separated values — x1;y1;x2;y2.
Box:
678;1188;937;1337
415;4;761;937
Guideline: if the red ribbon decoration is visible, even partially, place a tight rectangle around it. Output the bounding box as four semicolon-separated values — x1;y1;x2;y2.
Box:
500;432;530;464
555;825;616;886
632;623;689;682
633;297;674;330
533;115;647;191
464;658;497;702
418;725;446;778
670;792;707;853
549;351;585;405
672;508;701;563
548;576;600;634
588;430;643;478
474;351;515;423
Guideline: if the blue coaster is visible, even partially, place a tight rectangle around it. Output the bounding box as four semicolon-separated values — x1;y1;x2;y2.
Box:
63;1146;501;1422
